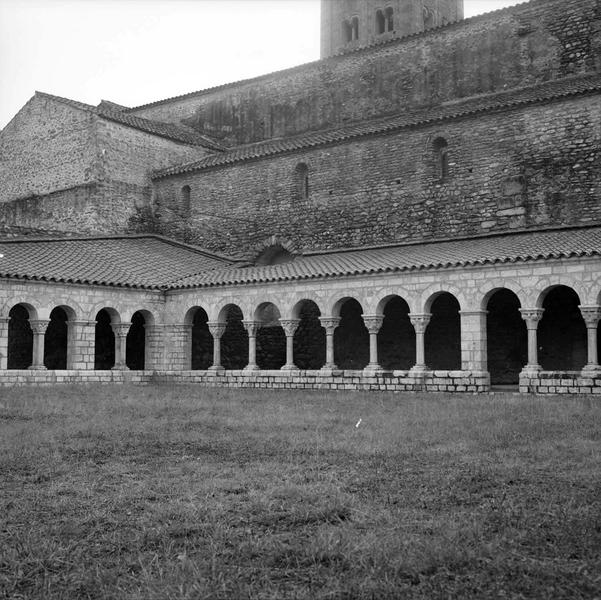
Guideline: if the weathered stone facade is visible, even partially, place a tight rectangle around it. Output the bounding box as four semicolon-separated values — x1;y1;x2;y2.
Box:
1;0;600;394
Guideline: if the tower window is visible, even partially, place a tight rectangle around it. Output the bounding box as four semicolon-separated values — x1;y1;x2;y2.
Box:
180;185;191;216
376;10;385;34
343;19;353;43
385;7;394;31
352;16;359;40
433;138;449;180
295;163;309;200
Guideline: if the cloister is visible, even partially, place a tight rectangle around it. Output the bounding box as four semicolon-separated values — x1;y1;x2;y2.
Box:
1;230;600;394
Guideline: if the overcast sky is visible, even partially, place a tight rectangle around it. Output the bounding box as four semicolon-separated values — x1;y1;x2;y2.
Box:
0;0;518;129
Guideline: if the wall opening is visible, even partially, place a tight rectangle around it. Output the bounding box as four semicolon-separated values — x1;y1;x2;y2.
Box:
255;245;294;266
377;296;415;370
180;185;191;217
95;309;115;369
44;307;69;369
221;305;248;370
126;311;146;370
334;298;369;369
539;286;587;371
376;9;386;34
433;137;449;180
191;308;212;370
7;304;33;369
385;7;394;31
293;300;325;369
486;289;527;384
255;302;286;369
425;293;461;370
295;162;309;200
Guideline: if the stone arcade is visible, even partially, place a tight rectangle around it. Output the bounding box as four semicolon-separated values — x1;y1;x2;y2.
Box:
1;0;601;394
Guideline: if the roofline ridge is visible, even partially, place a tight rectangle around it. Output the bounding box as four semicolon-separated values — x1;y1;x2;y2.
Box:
127;0;542;112
302;222;601;257
152;73;601;179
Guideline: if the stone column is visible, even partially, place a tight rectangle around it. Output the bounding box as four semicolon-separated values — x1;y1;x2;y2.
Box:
280;319;300;371
319;317;340;371
0;317;9;370
68;320;96;370
29;319;50;370
111;323;130;371
207;321;226;372
243;320;260;371
409;313;431;372
579;306;601;374
363;315;384;373
519;309;544;373
459;310;487;372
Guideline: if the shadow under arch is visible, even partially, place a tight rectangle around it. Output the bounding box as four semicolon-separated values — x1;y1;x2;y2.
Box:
185;306;212;370
219;304;248;370
333;297;369;370
424;292;461;370
254;302;286;369
7;303;36;369
126;309;155;370
377;295;415;371
95;307;121;370
291;298;325;370
44;304;77;370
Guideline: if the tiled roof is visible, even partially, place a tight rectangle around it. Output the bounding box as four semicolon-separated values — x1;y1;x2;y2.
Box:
153;74;601;178
168;226;601;289
0;235;235;289
36;92;225;150
128;0;538;111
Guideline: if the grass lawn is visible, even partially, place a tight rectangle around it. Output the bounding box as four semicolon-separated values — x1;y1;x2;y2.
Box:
1;385;600;599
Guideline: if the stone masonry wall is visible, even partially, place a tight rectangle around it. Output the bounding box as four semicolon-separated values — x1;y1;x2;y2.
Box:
130;0;601;145
153;93;601;254
0;95;207;234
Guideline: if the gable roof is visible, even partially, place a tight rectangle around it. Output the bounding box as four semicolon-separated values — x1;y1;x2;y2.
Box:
168;225;601;289
0;235;235;289
153;73;601;178
35;92;225;151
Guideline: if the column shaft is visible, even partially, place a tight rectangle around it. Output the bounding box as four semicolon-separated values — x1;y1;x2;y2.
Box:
409;314;431;372
519;309;544;373
319;317;340;370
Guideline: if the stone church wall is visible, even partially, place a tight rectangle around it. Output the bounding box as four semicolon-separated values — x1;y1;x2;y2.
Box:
153;93;601;254
130;0;601;146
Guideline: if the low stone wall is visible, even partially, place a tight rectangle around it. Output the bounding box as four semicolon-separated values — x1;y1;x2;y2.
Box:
519;371;601;395
0;369;490;392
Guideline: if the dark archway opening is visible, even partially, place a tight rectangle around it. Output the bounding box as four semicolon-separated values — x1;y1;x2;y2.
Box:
44;307;69;370
256;303;286;369
486;289;527;385
221;305;248;370
539;286;587;371
191;308;212;370
334;299;369;369
293;300;326;370
126;311;146;370
377;297;415;370
7;304;33;369
425;293;461;370
95;309;115;369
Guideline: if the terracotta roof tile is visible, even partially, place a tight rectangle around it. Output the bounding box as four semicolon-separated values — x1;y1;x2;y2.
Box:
169;226;601;289
153;74;601;178
36;92;225;150
0;235;234;289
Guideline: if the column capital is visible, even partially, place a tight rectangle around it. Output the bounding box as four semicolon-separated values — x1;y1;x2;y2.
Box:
319;317;340;334
409;313;431;333
520;308;545;328
279;319;300;337
579;305;601;327
29;319;50;335
111;323;131;338
242;320;261;337
363;315;384;334
207;321;227;339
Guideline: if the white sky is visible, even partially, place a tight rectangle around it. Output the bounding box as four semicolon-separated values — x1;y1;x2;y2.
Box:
0;0;519;129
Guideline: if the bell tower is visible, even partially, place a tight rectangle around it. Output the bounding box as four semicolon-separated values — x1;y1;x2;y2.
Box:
320;0;464;58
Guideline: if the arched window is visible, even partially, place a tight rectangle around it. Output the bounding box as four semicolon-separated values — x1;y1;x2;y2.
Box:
385;7;394;31
423;6;434;28
295;162;309;200
343;19;353;43
433;137;449;180
180;185;191;217
352;16;359;40
376;10;385;34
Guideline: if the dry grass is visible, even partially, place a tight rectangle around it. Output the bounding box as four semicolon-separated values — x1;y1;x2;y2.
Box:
1;385;600;599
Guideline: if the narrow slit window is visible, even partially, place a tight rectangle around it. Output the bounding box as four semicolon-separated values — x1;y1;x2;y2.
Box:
433;138;449;180
385;7;394;32
376;10;385;34
180;185;191;216
352;16;359;41
296;163;309;200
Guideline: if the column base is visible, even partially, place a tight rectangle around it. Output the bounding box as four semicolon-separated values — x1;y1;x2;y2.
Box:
244;365;260;373
363;364;383;375
521;364;542;375
409;365;429;374
209;365;225;373
281;364;299;372
111;364;129;371
28;365;47;371
582;364;601;376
